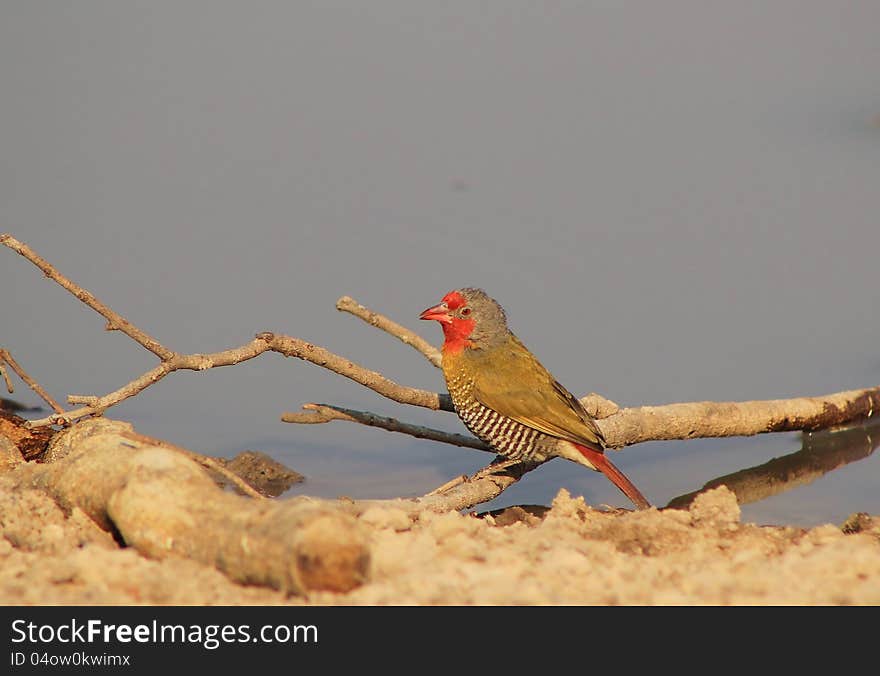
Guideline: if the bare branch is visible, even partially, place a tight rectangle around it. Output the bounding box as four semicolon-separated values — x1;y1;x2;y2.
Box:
341;459;546;515
337;295;441;367
282;403;490;451
281;403;547;512
1;234;174;360
26;361;174;426
264;333;451;410
201;382;880;510
279;380;880;453
580;392;621;419
278;384;880;512
425;474;469;495
67;395;100;406
597;388;880;449
0;362;12;394
0;348;65;414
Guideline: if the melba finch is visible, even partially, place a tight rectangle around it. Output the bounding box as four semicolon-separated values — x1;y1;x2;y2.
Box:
420;288;650;510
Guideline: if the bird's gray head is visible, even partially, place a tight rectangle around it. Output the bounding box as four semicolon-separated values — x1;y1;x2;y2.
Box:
419;287;509;350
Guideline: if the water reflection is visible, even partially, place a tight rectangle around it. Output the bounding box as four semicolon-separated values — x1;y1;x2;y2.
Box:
667;421;880;510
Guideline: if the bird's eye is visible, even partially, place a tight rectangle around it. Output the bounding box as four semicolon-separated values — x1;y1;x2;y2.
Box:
461;307;471;316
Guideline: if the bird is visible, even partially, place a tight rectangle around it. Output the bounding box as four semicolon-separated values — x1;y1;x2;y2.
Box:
420;287;651;510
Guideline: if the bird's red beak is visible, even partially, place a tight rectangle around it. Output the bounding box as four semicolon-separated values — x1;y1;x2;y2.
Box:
419;301;452;324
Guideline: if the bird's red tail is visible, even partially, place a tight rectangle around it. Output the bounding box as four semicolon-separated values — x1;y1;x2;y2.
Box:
573;443;651;510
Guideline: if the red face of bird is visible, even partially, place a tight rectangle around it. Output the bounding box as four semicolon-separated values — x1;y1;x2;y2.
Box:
419;288;509;353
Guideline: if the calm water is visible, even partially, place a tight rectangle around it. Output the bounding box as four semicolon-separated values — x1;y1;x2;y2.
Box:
2;3;878;526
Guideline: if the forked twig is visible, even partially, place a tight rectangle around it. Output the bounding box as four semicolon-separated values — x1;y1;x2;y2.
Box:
337;295;442;367
1;235;173;360
0;348;65;415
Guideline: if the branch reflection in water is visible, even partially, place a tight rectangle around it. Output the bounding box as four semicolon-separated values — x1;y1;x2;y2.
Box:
667;421;880;510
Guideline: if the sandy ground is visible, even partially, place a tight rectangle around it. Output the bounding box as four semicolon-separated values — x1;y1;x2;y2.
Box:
2;470;878;605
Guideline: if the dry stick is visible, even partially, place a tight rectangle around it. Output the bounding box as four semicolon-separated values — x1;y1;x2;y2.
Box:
283;403;490;451
280;385;880;450
426;474;469;496
1;235;173;361
121;430;266;500
596;388;880;448
340;459;546;516
0;361;12;393
267;334;450;411
284;387;880;509
284;374;879;511
336;295;442;368
0;348;65;414
188;454;267;499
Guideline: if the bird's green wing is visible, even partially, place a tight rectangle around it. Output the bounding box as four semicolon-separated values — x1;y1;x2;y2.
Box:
469;335;605;449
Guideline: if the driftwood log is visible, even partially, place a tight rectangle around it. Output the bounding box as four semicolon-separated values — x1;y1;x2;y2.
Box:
7;418;369;595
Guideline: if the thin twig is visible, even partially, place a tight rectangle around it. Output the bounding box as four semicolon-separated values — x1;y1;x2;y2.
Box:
337;295;442;367
185;454;267;500
282;403;490;451
0;361;12;394
121;430;266;500
0;234;174;360
426;474;468;495
67;395;100;406
266;333;452;411
0;348;65;414
340;459;546;515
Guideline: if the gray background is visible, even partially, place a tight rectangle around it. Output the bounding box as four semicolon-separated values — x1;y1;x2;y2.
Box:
2;2;878;524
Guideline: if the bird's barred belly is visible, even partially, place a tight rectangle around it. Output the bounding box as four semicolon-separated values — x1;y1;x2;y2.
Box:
452;396;555;462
